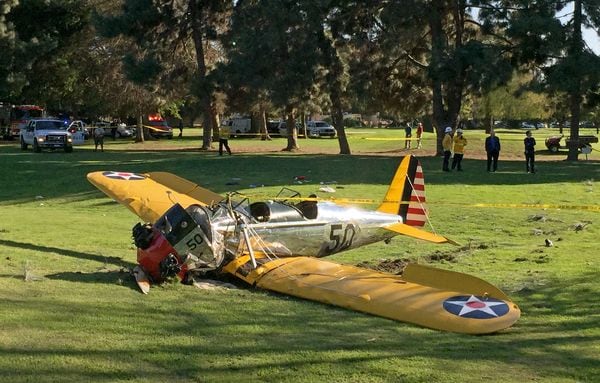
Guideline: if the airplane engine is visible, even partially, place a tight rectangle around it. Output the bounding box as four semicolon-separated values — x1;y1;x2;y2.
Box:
134;227;185;282
132;203;226;283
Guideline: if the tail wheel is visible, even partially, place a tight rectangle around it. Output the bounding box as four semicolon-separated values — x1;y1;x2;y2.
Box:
20;138;28;150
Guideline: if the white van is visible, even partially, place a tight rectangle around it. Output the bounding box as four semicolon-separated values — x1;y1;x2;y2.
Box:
223;118;252;136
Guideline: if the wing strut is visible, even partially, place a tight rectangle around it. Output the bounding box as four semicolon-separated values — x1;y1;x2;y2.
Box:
240;223;258;268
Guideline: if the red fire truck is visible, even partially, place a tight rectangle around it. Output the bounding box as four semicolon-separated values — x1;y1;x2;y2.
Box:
8;105;45;139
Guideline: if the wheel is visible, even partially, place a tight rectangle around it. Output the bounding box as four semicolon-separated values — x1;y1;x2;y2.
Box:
64;145;73;153
20;138;28;150
33;140;41;153
549;145;559;153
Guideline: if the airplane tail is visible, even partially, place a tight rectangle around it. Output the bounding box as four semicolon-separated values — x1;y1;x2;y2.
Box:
377;155;427;227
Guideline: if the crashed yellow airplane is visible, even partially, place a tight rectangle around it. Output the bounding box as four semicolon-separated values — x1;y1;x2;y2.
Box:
87;155;520;334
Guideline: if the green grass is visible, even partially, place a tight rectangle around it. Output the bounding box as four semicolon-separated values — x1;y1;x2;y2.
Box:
1;128;599;382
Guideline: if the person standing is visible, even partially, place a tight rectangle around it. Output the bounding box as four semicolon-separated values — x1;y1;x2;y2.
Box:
93;126;105;152
178;119;183;138
416;122;424;149
524;130;536;173
404;123;412;149
218;124;232;156
451;128;467;171
485;130;501;172
442;126;453;172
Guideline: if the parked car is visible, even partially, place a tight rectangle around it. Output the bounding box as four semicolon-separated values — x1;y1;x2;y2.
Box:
113;122;133;138
544;134;598;153
20;118;73;152
277;121;305;137
267;120;281;136
306;121;337;138
95;121;134;138
520;121;537;129
493;120;507;128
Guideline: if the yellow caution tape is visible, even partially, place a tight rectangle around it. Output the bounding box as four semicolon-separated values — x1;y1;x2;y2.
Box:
142;124;171;132
469;202;600;212
234;193;600;212
362;137;417;141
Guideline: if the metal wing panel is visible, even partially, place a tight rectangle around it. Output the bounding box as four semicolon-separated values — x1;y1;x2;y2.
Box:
87;171;208;223
226;256;520;334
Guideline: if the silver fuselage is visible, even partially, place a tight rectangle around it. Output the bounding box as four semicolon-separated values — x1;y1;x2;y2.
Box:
217;201;402;258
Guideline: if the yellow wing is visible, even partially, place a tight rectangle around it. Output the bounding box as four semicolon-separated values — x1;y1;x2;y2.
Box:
87;171;224;223
223;255;520;334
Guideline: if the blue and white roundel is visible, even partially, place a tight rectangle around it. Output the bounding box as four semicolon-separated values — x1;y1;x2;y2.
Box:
443;295;509;319
102;171;145;180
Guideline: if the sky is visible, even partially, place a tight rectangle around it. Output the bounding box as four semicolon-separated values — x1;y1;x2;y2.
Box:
556;3;600;53
583;28;600;54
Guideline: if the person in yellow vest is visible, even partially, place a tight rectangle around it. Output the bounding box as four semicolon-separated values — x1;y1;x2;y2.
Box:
218;125;232;155
442;126;453;172
451;128;467;171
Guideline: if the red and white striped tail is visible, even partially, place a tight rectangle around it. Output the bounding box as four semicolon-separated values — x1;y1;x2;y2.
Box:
404;163;427;227
377;155;428;227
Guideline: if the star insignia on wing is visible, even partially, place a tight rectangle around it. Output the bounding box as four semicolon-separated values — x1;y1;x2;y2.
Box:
102;171;145;180
443;295;509;319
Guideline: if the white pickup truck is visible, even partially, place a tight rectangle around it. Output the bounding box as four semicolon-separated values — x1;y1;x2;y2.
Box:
20;118;74;152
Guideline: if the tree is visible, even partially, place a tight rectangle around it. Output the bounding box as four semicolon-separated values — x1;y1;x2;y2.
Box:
353;1;513;155
223;0;328;152
475;72;554;124
0;0;24;100
1;0;89;104
97;0;231;149
484;0;600;160
310;0;358;155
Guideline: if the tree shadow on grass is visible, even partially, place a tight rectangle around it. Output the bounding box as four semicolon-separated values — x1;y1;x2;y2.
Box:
0;271;598;382
0;239;133;267
2;144;600;205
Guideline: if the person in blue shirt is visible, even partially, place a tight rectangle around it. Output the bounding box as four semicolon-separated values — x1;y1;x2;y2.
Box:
485;130;501;172
524;130;536;173
404;123;412;149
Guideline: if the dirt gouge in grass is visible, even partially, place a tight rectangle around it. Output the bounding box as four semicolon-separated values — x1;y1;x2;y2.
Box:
87;155;520;334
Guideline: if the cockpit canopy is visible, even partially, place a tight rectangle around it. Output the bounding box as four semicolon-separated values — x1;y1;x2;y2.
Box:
249;199;318;222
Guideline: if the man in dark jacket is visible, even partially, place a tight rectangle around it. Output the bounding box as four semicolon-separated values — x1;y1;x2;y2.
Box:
485;130;501;172
524;130;536;173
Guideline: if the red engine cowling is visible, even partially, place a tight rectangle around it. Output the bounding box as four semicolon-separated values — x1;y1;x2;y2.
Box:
137;229;188;283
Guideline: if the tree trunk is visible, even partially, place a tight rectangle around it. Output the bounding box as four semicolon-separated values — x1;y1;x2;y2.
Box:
259;108;271;140
211;107;220;142
283;108;299;151
189;0;215;150
429;0;447;156
328;54;351;155
567;0;583;161
300;111;307;138
317;18;351;154
135;114;144;143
